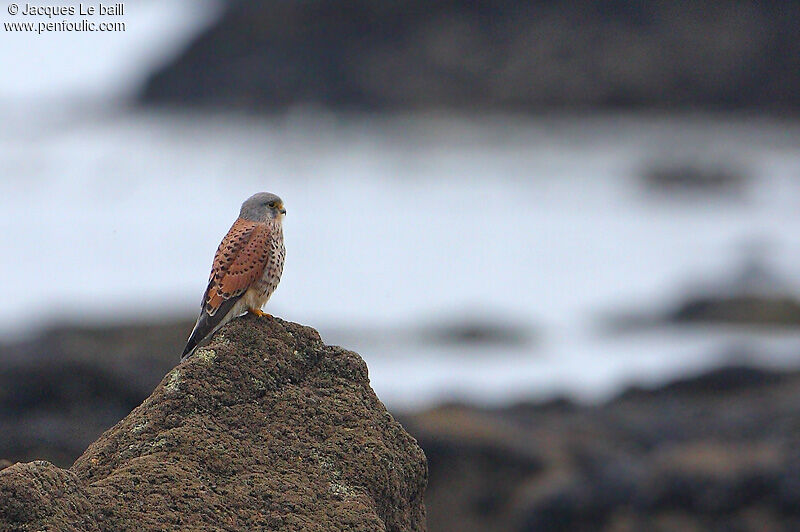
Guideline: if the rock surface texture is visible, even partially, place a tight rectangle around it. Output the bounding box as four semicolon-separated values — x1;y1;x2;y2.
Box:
0;315;427;531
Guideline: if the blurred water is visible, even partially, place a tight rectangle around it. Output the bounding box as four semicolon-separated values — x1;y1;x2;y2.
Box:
2;106;800;408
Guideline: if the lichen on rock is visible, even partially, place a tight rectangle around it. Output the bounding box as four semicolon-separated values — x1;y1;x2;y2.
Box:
0;315;427;531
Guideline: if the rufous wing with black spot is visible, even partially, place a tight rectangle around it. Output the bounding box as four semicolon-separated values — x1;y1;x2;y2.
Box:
181;219;272;359
204;218;271;316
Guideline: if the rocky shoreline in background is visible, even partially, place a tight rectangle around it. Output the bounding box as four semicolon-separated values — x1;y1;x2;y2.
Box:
0;319;192;465
139;1;800;113
405;365;800;531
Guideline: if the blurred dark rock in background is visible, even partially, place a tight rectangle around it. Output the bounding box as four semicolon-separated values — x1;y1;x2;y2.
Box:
668;245;800;327
604;248;800;333
669;295;800;327
140;1;800;112
420;316;534;348
640;161;748;198
0;320;190;465
404;366;800;531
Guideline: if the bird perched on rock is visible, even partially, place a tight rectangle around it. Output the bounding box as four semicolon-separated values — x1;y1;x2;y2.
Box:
182;192;286;359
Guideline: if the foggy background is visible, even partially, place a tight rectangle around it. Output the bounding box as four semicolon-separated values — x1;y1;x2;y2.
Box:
2;1;800;530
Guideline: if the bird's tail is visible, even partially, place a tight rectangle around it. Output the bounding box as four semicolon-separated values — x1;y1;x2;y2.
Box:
181;327;200;362
181;320;205;360
181;298;240;360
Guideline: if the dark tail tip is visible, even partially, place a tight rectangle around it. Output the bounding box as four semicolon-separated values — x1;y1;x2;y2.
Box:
181;337;198;361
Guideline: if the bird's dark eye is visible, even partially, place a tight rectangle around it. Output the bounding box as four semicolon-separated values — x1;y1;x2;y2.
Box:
267;201;276;208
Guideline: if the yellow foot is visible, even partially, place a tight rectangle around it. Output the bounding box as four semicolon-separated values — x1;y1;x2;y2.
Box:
247;308;271;318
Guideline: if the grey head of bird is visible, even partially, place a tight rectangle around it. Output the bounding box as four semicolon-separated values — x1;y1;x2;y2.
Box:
239;192;286;223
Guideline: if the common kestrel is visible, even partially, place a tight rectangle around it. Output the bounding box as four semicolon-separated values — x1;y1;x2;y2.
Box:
182;192;286;359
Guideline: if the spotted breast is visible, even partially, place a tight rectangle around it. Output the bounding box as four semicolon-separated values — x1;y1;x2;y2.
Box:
247;218;285;308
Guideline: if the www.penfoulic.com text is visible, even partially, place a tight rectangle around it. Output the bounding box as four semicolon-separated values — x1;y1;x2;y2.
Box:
5;19;125;32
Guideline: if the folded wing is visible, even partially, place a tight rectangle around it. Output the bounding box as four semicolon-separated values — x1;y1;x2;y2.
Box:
182;219;271;358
